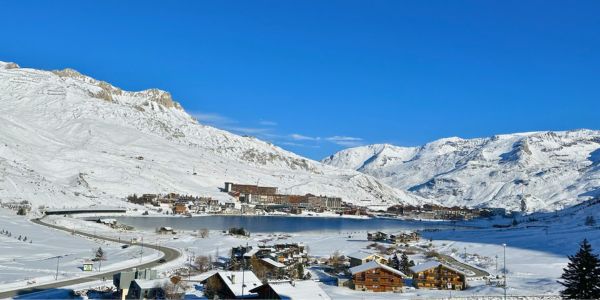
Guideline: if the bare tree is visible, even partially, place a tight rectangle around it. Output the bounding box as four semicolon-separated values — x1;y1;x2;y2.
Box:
195;255;211;272
329;250;345;273
199;228;209;238
160;278;187;300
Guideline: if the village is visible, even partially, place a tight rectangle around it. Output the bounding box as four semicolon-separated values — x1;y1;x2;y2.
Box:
103;226;499;299
125;181;495;221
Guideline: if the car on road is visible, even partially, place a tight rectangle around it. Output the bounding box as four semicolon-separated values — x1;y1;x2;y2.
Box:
158;258;166;263
121;245;129;249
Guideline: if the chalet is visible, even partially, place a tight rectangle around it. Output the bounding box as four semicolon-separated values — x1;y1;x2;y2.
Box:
347;251;388;267
410;261;467;290
252;257;286;280
367;231;389;241
202;271;262;299
389;231;420;244
173;202;188;214
349;260;406;292
249;280;331;300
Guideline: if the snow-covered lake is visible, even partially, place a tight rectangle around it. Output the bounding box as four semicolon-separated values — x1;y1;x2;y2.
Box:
108;215;460;233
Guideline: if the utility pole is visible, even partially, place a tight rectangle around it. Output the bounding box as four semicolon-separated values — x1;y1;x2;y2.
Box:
464;247;467;259
503;243;507;300
241;242;248;298
55;256;61;280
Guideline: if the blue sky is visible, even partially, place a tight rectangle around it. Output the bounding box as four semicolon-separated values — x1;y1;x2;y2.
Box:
1;1;599;159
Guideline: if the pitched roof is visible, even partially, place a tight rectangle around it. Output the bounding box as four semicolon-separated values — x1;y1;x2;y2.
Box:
215;271;263;298
346;250;378;260
261;257;285;268
250;280;331;300
409;260;441;273
349;260;407;277
410;260;468;275
133;278;169;289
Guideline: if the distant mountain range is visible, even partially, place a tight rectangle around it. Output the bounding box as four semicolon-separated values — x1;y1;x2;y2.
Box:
323;130;600;212
0;61;415;209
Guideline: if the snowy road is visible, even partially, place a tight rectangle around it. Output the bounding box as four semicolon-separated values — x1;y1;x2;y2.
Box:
0;217;181;299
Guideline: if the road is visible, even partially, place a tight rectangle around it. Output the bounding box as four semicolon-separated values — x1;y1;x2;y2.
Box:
0;217;181;299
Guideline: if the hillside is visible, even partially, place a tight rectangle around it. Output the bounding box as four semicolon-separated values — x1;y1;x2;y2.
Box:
323;131;600;212
0;61;418;209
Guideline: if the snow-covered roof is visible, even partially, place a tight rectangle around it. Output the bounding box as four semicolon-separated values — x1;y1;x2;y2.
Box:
133;278;169;289
216;271;262;297
261;258;285;268
243;248;260;258
346;250;378;260
410;261;441;273
349;260;406;277
250;280;331;300
410;260;467;275
160;226;173;231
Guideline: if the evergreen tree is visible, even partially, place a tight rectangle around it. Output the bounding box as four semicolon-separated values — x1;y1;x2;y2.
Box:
399;252;411;274
388;253;400;270
95;247;106;261
296;263;304;279
560;239;600;299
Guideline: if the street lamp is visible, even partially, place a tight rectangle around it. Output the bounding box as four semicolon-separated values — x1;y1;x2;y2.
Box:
502;243;507;300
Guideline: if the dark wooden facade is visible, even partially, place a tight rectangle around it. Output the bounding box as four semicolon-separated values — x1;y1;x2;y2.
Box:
352;267;404;292
412;265;466;290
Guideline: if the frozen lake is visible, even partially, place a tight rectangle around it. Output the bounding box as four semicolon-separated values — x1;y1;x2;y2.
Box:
108;215;460;233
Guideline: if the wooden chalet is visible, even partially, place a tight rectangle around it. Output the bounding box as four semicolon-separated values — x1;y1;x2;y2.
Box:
347;250;388;267
349;260;406;292
410;261;467;290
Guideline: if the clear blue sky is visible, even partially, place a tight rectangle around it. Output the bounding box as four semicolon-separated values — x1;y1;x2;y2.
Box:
1;1;599;159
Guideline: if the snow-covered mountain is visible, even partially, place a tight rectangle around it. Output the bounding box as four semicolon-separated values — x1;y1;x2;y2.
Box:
0;61;418;209
323;131;600;212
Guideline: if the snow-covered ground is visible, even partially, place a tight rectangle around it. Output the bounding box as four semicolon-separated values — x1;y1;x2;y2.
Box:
0;208;158;293
323;131;600;212
17;210;599;299
0;61;417;211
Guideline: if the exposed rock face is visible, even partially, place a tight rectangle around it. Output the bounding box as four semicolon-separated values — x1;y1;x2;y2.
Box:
53;68;181;109
132;89;181;110
0;60;413;208
4;62;20;69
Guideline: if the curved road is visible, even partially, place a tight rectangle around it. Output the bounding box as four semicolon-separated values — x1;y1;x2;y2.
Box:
0;217;181;299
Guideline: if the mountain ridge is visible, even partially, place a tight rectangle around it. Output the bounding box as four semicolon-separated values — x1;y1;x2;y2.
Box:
0;61;419;209
323;129;600;212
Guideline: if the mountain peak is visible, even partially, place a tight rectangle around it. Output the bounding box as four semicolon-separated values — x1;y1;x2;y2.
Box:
324;130;600;212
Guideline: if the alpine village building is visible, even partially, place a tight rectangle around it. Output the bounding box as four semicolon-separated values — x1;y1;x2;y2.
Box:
410;261;467;290
349;261;407;292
